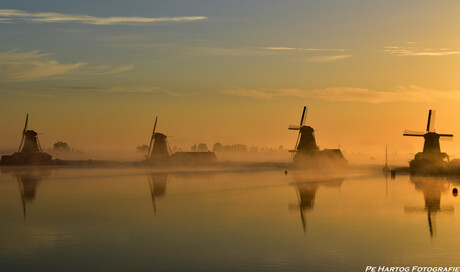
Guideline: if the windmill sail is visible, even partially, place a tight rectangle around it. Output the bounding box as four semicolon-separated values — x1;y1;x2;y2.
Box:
18;114;28;152
147;116;158;157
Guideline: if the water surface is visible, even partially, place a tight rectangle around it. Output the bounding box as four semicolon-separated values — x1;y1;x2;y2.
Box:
1;167;459;271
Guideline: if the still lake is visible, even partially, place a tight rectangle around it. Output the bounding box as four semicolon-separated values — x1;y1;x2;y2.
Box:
0;166;459;272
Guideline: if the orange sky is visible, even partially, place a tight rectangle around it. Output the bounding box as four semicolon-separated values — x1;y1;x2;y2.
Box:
2;1;460;164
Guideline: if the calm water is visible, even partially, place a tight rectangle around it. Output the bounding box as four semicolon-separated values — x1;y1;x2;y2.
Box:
0;167;459;272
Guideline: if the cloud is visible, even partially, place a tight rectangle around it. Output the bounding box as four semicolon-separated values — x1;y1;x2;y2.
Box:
30;85;180;96
104;86;181;96
261;47;348;52
195;46;351;58
0;50;133;82
223;85;460;103
0;9;208;25
32;85;104;91
194;47;273;57
0;50;85;81
91;64;134;75
383;45;460;56
308;55;352;62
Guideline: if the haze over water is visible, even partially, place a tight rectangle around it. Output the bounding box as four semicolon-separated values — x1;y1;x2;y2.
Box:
1;167;459;271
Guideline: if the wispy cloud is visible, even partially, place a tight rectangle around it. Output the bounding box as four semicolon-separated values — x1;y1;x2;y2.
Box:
92;65;134;75
0;50;133;82
262;47;348;52
194;47;273;57
308;55;352;62
194;46;351;59
0;9;208;25
0;50;85;82
383;45;460;56
30;85;180;96
32;85;104;91
104;86;181;96
223;85;460;103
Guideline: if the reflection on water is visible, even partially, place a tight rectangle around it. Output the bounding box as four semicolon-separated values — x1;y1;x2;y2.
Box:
0;167;459;271
1;168;50;218
291;171;346;232
147;173;168;214
405;176;454;237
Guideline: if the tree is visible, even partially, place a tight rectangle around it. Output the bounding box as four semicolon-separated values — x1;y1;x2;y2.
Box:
191;144;197;151
213;142;223;152
197;143;208;152
53;141;71;152
136;144;149;153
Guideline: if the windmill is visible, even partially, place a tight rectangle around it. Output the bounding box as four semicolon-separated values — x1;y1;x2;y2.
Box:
288;106;347;169
288;106;318;153
403;110;453;173
1;114;52;165
146;116;171;161
18;114;43;154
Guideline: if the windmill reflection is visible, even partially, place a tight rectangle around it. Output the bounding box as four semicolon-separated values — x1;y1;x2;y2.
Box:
147;173;168;214
405;176;454;237
1;168;50;218
291;171;345;233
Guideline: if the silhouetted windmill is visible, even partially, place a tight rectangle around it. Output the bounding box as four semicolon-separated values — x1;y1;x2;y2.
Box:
403;110;453;173
288;106;347;169
289;106;318;152
146;116;171;161
18;114;43;154
1;114;52;165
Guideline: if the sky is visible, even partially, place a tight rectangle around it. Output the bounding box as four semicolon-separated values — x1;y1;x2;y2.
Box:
1;0;460;163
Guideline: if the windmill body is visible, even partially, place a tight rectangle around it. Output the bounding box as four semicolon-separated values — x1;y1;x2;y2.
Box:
22;130;41;154
289;106;347;169
403;110;452;174
150;133;170;159
1;114;52;165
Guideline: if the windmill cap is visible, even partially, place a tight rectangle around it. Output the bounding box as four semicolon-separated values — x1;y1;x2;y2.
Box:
24;130;38;136
300;126;314;133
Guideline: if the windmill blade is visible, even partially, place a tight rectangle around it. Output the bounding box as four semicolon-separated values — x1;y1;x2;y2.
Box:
299;106;307;127
166;138;173;155
36;137;43;152
428;110;436;132
18;114;28;152
18;134;25;152
288;125;301;130
294;131;301;150
426;110;435;132
24;113;28;133
440;135;454;141
147;116;158;156
403;130;425;137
